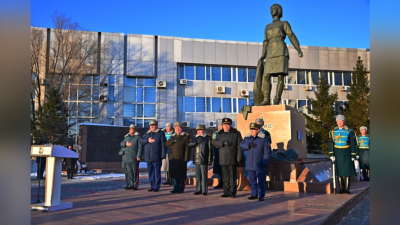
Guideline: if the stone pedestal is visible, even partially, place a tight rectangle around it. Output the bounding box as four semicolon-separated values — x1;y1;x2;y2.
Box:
237;105;307;158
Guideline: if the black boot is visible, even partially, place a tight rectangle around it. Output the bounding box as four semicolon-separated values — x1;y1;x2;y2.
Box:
362;170;368;181
162;172;170;185
344;177;351;194
337;177;344;194
365;169;370;181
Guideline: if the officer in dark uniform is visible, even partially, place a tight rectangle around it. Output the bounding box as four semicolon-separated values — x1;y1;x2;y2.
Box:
212;119;223;188
255;118;272;143
329;115;357;194
64;145;78;179
357;126;370;181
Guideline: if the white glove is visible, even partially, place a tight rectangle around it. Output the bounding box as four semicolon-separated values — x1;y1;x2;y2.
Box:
351;158;355;161
356;155;359;160
330;156;335;162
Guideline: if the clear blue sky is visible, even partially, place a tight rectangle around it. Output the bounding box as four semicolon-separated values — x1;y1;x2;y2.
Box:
31;0;369;49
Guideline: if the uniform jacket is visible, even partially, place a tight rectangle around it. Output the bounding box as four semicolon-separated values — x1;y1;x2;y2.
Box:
64;149;78;169
212;131;222;174
212;128;243;166
140;129;167;162
165;132;191;179
189;133;213;165
260;129;272;144
329;126;357;176
240;132;271;172
119;132;143;163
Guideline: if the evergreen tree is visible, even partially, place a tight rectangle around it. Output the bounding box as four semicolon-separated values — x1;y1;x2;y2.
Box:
31;88;69;145
304;76;338;154
344;56;370;134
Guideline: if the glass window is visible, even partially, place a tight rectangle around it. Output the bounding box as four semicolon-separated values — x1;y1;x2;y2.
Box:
81;76;92;84
196;97;205;112
222;67;231;81
144;87;156;103
93;86;99;101
185;97;195;112
185;65;195;80
124;87;136;102
334;72;342;86
321;71;329;84
144;78;156;86
136;119;143;128
287;71;296;84
233;98;237;113
196;66;205;80
92;103;99;117
108;102;114;117
144;119;152;128
222;98;232;113
137;78;144;86
310;71;319;85
144;104;156;117
108;118;114;125
179;65;184;79
78;85;92;101
78;103;91;116
343;72;351;86
178;96;183;112
307;101;312;115
288;100;297;108
206;97;211;112
206;66;211;81
123;104;135;117
238;98;247;112
212;97;221;113
137;104;143;117
233;68;237;82
108;86;114;101
109;75;115;85
93;76;99;84
123;118;135;126
137;87;143;102
248;69;256;82
238;68;247;82
124;77;136;86
212;67;221;81
298;100;307;114
297;71;306;84
249;98;254;106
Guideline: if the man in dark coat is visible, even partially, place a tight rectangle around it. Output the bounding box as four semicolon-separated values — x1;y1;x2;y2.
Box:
140;120;167;192
120;124;143;190
329;115;357;194
189;124;213;195
357;126;370;181
165;122;191;193
36;140;46;179
240;123;271;201
212;118;243;198
64;145;78;179
212;119;223;189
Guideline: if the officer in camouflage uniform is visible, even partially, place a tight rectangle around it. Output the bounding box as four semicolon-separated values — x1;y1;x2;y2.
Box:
329;115;357;194
357;126;370;181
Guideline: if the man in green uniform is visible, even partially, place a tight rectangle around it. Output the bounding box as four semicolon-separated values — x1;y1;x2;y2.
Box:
357;126;370;181
329;115;357;194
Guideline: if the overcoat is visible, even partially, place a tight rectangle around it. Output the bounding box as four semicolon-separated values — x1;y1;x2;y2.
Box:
165;132;191;179
119;132;143;166
189;133;213;165
212;128;243;166
140;129;166;162
329;126;357;176
240;132;271;173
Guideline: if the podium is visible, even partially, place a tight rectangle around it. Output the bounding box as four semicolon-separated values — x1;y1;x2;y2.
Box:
31;145;78;212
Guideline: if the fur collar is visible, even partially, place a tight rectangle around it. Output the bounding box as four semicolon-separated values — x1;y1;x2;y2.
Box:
172;131;186;136
147;129;160;134
333;126;350;131
125;132;140;137
245;132;265;138
195;133;208;138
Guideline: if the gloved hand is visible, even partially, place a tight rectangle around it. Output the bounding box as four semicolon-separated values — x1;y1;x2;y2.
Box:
351;158;355;161
249;143;257;148
197;138;203;144
330;156;335;162
223;141;228;147
356;155;359;160
208;162;212;166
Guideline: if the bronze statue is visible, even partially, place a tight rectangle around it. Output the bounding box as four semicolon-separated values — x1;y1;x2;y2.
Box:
254;4;303;105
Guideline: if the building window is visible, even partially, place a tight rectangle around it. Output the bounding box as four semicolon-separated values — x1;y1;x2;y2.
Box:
196;66;205;80
206;66;211;81
206;97;211;112
238;68;247;82
108;102;114;117
222;98;232;113
233;98;237;113
212;67;221;81
144;104;156;117
248;69;256;82
123;104;135;117
222;67;231;81
232;68;237;82
297;71;306;84
310;71;319;85
179;65;184;79
196;97;206;112
185;97;195;112
334;72;342;86
286;70;296;84
298;100;307;114
238;98;247;112
343;72;351;86
144;87;156;103
185;65;195;80
212;97;222;112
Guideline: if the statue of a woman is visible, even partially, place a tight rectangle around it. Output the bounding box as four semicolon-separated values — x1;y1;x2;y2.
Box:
254;4;303;105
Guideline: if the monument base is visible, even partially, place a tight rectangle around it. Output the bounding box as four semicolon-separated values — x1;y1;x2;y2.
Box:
31;201;73;212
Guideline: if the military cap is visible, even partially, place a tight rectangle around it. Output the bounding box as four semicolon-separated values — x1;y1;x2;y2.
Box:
250;123;260;130
129;124;137;129
196;124;205;130
255;118;264;124
336;115;345;121
149;120;158;125
360;126;368;131
222;118;232;124
174;122;182;127
216;119;223;126
165;122;172;127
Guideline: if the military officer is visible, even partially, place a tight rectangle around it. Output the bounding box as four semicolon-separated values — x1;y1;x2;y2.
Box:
329;115;357;194
165;122;191;193
255;118;272;143
162;122;174;185
240;123;271;201
212;119;223;189
357;126;370;181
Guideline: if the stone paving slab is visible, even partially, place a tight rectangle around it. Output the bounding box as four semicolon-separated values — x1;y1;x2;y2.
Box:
31;179;369;225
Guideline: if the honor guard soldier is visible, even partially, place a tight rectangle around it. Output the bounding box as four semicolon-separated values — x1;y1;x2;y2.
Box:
162;122;174;185
357;126;370;181
165;122;191;193
212;118;243;198
329;115;357;194
140;120;167;192
189;124;214;195
240;123;271;201
119;124;143;190
212;119;224;189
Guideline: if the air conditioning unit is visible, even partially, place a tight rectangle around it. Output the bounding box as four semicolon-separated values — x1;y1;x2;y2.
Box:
99;95;108;102
240;89;249;97
209;121;217;128
157;80;167;89
284;84;288;90
216;86;226;94
180;79;187;85
100;82;108;87
341;86;347;91
304;85;313;91
182;121;190;127
39;78;46;85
